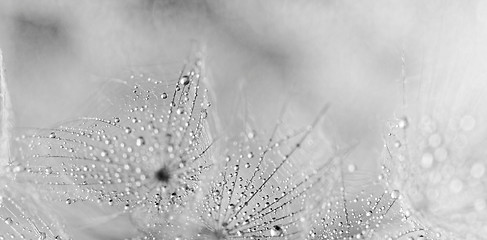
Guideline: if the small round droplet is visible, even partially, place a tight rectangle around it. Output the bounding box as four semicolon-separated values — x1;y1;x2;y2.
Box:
176;108;184;115
270;225;283;237
161;92;168;99
347;164;356;173
38;232;47;240
398;117;409;129
4;217;13;225
49;132;56;138
391;189;400;199
136;136;145;146
179;75;190;85
247;130;256;139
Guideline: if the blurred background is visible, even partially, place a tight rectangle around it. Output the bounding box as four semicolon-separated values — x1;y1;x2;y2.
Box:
1;0;487;238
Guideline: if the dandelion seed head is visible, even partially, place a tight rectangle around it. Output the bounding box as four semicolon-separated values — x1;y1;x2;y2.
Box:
177;107;340;240
137;104;338;239
11;55;214;228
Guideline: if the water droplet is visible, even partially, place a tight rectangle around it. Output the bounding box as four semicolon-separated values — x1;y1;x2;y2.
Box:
135;136;145;146
270;225;283;237
391;189;400;199
38;232;47;240
398;117;409;129
247;130;256;139
176;108;184;115
179;75;190;85
347;164;356;173
4;217;13;225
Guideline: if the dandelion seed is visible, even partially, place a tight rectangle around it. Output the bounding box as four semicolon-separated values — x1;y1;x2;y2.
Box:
171;106;342;240
305;175;435;240
382;51;487;239
11;54;214;224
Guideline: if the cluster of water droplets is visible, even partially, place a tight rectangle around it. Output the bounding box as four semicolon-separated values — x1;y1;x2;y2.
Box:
134;105;346;239
381;111;487;239
306;170;438;240
9;55;214;237
2;43;482;239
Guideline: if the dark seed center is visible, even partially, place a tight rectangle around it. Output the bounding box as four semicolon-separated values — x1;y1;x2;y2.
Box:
155;166;171;182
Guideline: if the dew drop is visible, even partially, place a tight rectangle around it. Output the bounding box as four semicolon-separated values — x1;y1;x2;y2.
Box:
179;75;190;85
270;225;283;237
390;189;400;199
398;117;409;129
4;217;13;225
176;108;184;115
136;136;145;147
247;130;256;139
347;164;356;173
38;232;47;240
